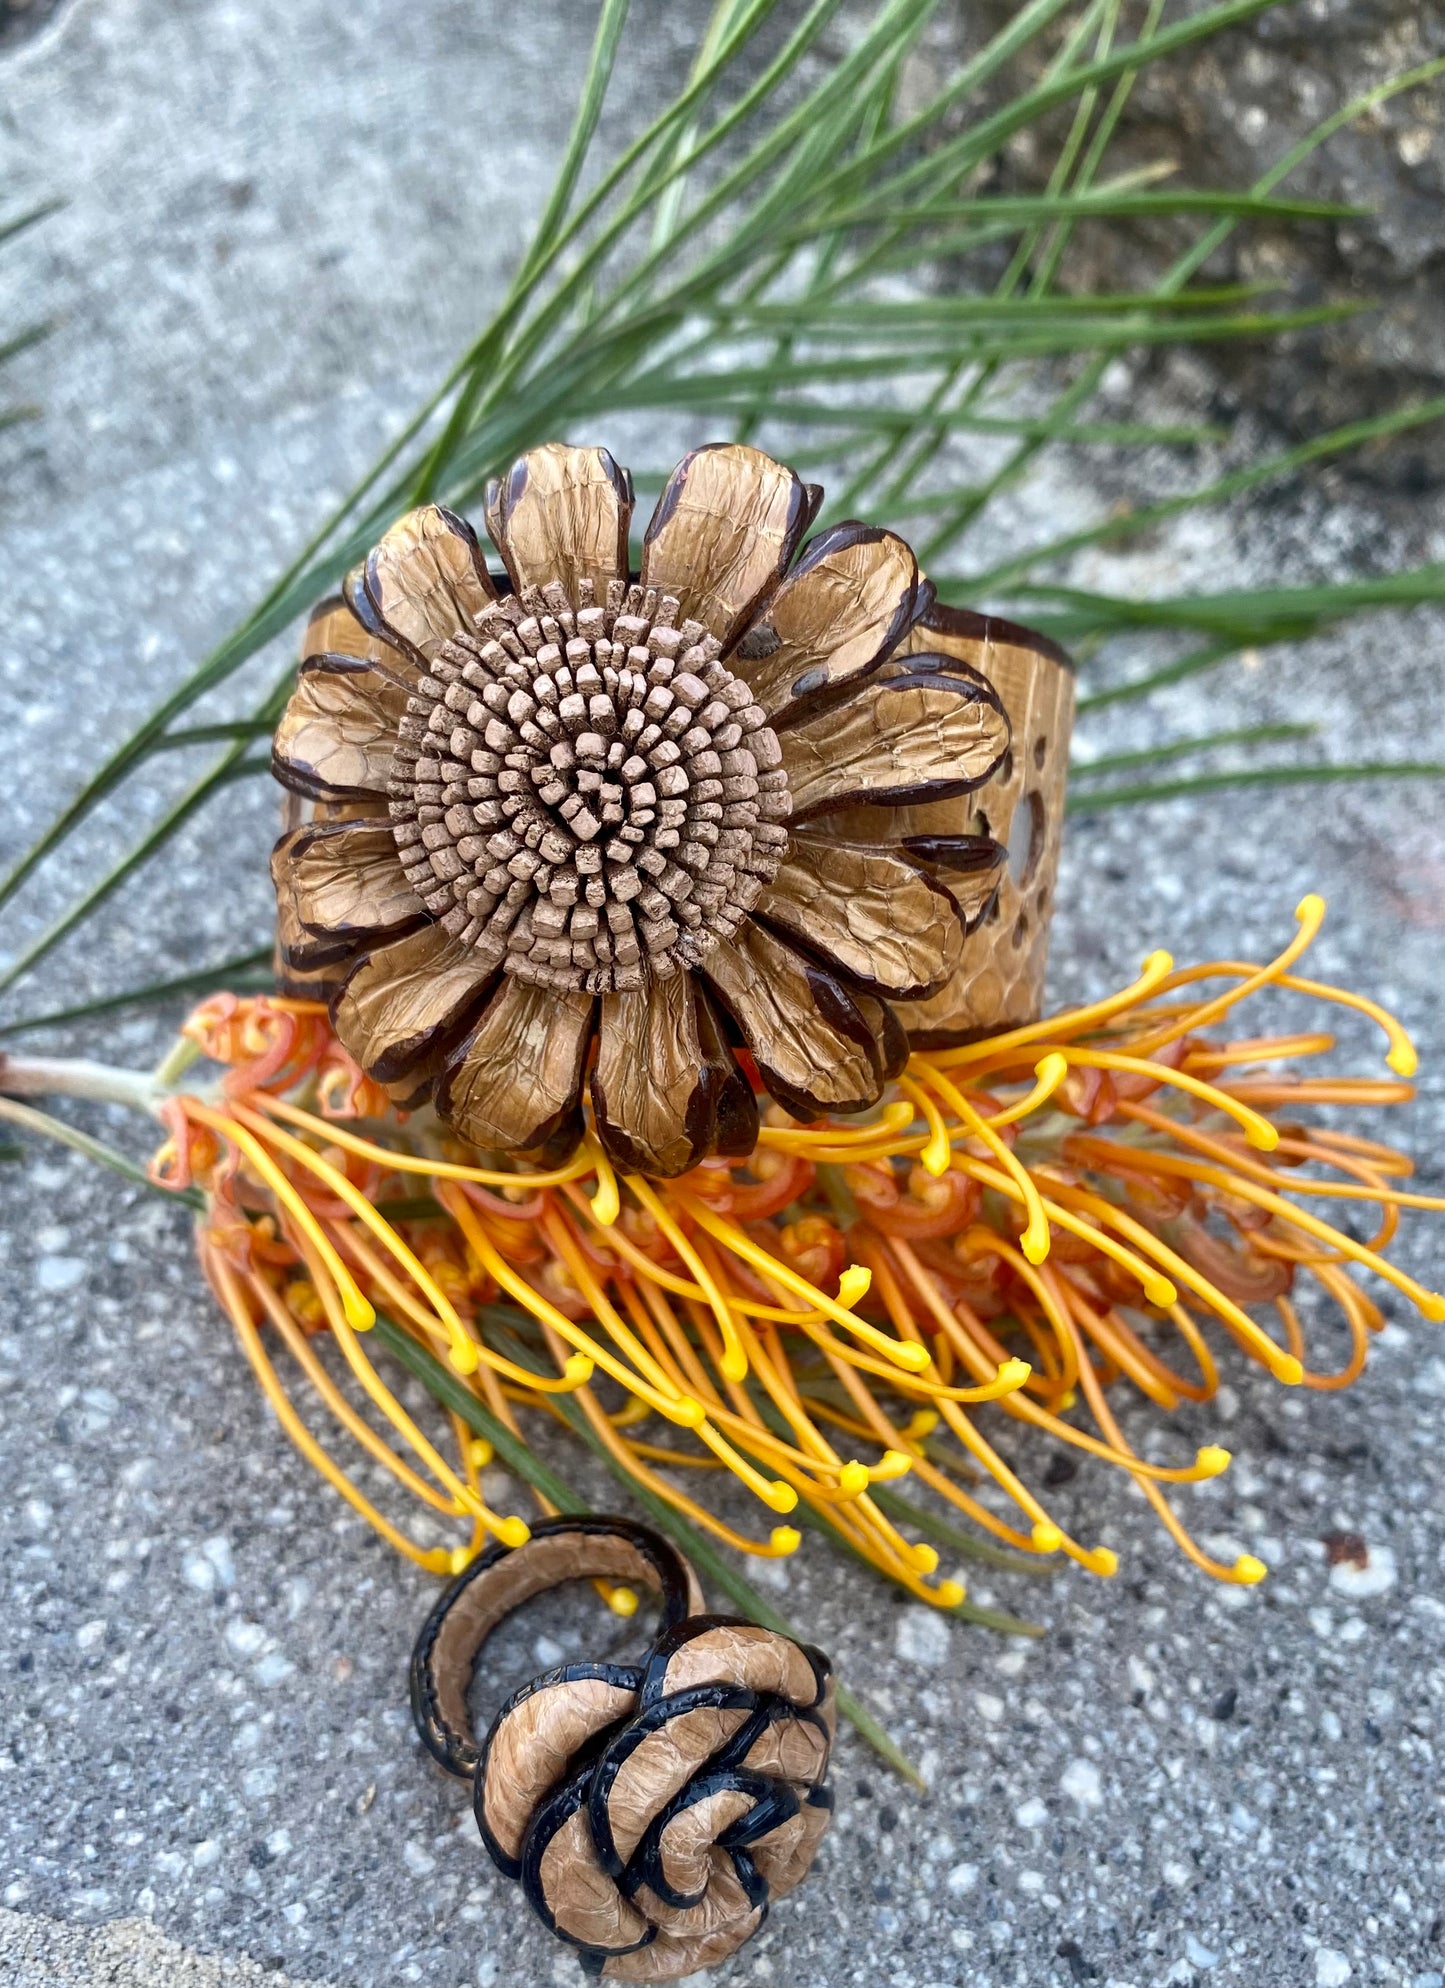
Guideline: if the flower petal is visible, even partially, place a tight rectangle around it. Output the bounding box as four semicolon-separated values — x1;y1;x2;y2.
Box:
701;922;884;1119
755;833;962;999
749;1787;833;1901
734;522;920;719
300;594;365;660
779;668;1009;819
484;443;633;600
333;922;501;1085
438;978;594;1160
271;656;412;802
641;444;816;648
298;591;418;676
591;971;745;1177
273;946;355;1005
694;982;759;1156
364;505;498;661
270;818;424;968
851;991;909;1080
898;832;1006;930
899;602;1075;678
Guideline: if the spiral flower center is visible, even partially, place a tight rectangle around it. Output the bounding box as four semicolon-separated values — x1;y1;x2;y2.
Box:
388;577;790;994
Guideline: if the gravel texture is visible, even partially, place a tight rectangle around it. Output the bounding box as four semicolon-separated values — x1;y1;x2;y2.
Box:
1;5;1442;1988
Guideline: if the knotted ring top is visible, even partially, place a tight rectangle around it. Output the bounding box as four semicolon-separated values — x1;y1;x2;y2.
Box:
410;1516;836;1981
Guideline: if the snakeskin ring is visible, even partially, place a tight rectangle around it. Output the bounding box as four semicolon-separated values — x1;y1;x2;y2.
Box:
410;1516;835;1980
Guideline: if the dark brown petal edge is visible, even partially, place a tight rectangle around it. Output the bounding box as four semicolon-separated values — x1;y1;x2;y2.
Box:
912;599;1076;674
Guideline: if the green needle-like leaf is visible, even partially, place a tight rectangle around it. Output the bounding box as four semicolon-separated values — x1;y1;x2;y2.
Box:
955;403;1445;594
802;188;1365;234
3;6;1439;1019
1015;565;1445;645
0;948;274;1039
1067;762;1444;811
0;1094;204;1212
1071;723;1317;779
374;1312;590;1516
0;198;63;247
868;1486;1055;1577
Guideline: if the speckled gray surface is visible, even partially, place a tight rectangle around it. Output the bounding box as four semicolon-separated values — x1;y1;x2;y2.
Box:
1;4;1442;1987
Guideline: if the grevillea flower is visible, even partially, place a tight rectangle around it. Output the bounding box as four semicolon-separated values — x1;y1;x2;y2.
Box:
96;897;1437;1606
269;442;1017;1176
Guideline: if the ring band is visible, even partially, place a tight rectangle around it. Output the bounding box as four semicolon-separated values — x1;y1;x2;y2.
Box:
409;1516;836;1982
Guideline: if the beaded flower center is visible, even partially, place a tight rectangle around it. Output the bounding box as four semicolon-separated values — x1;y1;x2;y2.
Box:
388;578;790;994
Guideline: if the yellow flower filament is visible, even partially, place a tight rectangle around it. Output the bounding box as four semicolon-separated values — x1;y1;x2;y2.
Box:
929;948;1177;1071
203;1245;454;1573
183;1099;373;1329
676;1192;933;1374
758;1100;918;1152
243;1090;594;1188
150;903;1441;1604
285;1221;528;1547
441;1186;705;1426
911;1062;1052;1262
1051;1046;1280;1151
895;1074;952;1177
1125;894;1326;1055
558;1183;863;1328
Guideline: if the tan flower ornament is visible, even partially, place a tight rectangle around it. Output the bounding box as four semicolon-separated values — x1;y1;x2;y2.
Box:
270;442;1011;1175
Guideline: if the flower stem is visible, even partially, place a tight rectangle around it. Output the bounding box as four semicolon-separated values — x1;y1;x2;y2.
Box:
0;1052;165;1114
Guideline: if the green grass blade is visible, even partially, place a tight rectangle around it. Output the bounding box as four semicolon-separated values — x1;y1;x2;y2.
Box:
868;1485;1053;1578
787;1483;1043;1638
0;558;328;916
0;348;471;922
911;58;1444;567
0;651;296;995
524;0;632;276
726;282;1282;321
409;0;633;499
817;0;1292;211
1075;638;1242;711
883;0;1172;549
427;0;857;448
372;1313;590;1515
809;188;1365;232
623;406;1227;446
0;732;269;997
0;198;63;246
816;0;1116;213
601;305;1365;407
0;321;54;368
829;1684;928;1787
1163;54;1445;299
646;0;779;251
6;8;1441;990
836;0;1135;523
149;720;277;752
